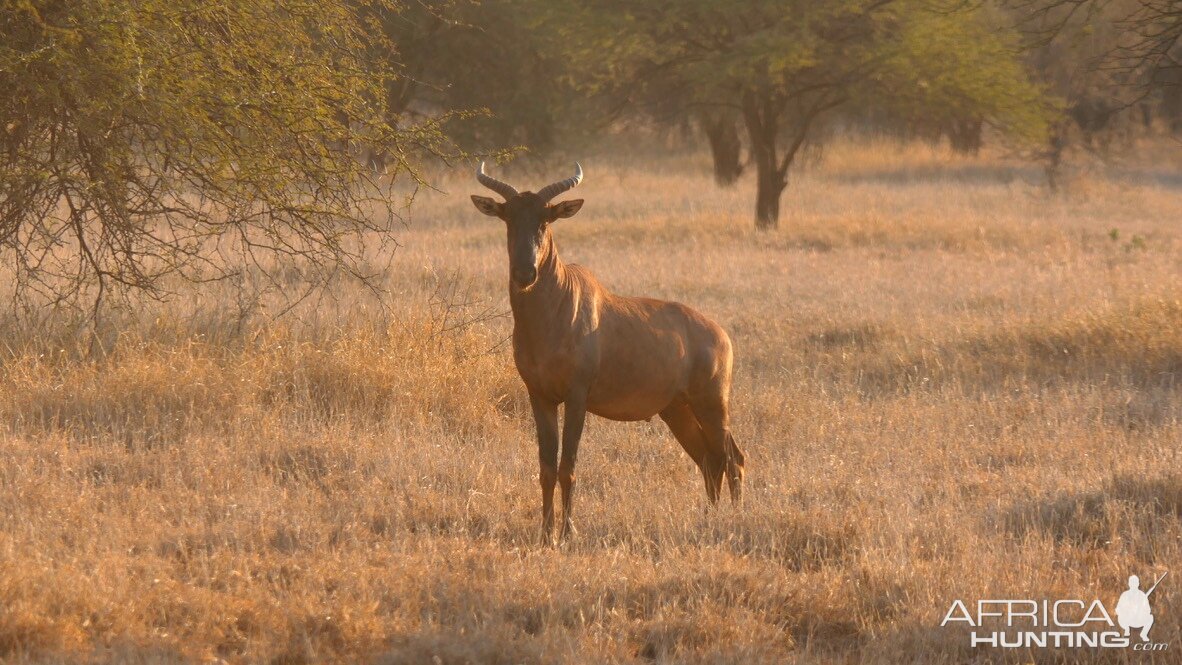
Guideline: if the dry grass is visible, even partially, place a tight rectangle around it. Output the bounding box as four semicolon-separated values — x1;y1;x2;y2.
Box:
0;138;1179;663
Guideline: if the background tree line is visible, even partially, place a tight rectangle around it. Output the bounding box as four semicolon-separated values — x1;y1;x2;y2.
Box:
2;0;1180;308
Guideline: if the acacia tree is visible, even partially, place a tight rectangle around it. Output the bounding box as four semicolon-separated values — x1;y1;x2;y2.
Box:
1125;1;1182;84
1014;0;1182;142
1016;0;1182;76
552;0;1051;229
699;110;745;186
879;5;1055;152
624;73;747;185
0;0;456;311
365;0;586;155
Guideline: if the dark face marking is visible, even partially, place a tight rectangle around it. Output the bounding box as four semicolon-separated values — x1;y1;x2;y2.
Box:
502;194;550;289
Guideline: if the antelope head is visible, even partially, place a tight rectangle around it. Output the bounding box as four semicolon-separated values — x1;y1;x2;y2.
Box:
471;162;584;289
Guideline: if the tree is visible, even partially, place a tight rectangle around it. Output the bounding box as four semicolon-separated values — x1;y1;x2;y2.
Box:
0;0;456;312
1015;1;1182;81
1013;0;1182;140
1006;1;1167;187
699;110;745;186
366;0;587;156
550;0;1051;229
622;67;746;186
878;4;1053;155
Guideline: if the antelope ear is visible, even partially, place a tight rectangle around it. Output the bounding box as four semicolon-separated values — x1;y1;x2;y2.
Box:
549;199;584;220
470;195;503;217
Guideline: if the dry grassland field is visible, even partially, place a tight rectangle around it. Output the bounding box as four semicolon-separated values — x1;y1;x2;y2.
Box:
0;139;1180;664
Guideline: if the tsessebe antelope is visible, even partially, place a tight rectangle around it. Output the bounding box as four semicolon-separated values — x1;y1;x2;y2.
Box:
471;162;745;541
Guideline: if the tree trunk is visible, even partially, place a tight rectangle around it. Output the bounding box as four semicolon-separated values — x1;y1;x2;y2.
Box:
947;118;983;155
737;88;832;229
754;168;784;229
1044;122;1067;193
699;112;743;186
741;90;788;230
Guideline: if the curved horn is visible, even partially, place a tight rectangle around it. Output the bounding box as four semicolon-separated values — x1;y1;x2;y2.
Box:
536;162;583;203
476;161;518;200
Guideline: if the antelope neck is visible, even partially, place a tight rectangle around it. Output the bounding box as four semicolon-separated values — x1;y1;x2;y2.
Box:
509;232;572;318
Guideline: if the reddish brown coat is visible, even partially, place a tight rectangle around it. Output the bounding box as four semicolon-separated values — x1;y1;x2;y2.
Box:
472;168;744;541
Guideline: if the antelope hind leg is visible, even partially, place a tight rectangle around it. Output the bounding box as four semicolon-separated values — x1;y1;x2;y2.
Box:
723;431;746;502
687;397;741;504
660;402;722;503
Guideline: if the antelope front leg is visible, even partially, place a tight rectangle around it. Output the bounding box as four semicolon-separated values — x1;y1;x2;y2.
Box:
529;392;560;544
559;392;588;541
